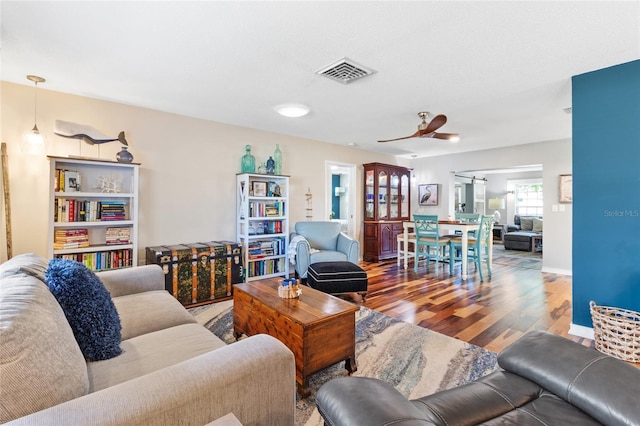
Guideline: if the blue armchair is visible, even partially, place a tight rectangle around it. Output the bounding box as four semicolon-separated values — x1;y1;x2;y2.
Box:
289;221;360;279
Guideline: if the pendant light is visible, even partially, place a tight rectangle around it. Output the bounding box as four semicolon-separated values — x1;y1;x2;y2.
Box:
21;75;47;155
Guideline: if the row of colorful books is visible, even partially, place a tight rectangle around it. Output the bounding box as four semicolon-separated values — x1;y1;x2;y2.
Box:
54;249;133;271
54;228;89;250
248;201;285;218
55;199;128;222
247;238;286;259
246;258;285;278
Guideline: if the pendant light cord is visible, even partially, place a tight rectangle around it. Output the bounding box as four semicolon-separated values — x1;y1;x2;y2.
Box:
26;75;45;132
33;80;39;130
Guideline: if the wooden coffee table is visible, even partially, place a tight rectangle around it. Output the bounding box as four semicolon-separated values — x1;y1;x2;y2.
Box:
233;278;358;397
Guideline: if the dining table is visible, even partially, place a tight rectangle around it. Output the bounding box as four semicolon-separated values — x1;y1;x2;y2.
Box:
401;220;493;280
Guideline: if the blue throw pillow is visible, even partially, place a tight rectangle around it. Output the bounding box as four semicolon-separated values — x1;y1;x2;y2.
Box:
45;259;122;361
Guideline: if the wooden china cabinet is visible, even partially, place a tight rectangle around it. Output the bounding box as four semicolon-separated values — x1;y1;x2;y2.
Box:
363;163;411;262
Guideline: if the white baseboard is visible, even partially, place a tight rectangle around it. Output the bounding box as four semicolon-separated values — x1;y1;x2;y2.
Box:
541;266;572;276
569;323;594;340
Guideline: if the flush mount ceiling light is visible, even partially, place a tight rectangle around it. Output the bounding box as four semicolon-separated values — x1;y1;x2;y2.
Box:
21;75;47;155
274;104;310;118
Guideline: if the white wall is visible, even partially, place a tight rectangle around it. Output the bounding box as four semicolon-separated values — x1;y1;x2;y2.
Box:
1;81;572;274
1;81;397;262
409;140;572;274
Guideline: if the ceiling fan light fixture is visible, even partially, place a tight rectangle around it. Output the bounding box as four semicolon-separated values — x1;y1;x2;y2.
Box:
274;104;310;118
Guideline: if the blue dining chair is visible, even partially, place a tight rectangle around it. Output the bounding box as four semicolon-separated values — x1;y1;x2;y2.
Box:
455;213;480;236
413;214;451;273
455;213;480;223
449;215;493;280
452;212;480;256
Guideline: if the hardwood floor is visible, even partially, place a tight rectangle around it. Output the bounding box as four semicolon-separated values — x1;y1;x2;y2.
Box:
357;253;594;354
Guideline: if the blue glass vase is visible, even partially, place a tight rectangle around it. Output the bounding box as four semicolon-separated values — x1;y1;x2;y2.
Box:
266;156;275;174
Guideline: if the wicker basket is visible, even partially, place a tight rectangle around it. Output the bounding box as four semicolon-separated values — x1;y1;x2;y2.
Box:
590;301;640;362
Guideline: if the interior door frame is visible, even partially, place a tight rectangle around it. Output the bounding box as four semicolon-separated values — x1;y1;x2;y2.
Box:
325;161;357;239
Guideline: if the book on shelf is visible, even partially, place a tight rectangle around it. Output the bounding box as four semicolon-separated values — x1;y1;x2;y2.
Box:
247;238;285;259
105;227;132;245
53;242;90;250
54;228;89;249
265;206;279;216
99;201;127;221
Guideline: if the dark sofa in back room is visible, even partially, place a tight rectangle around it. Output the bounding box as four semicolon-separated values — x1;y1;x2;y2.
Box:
503;215;542;251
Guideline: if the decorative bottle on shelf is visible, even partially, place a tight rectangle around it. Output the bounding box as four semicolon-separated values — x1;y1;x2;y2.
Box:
266;156;275;174
116;146;134;163
241;145;256;173
274;144;282;175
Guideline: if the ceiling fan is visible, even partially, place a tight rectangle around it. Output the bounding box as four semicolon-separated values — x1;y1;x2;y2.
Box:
378;112;459;143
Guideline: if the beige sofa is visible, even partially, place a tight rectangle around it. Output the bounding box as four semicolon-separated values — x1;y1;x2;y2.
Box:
0;253;296;425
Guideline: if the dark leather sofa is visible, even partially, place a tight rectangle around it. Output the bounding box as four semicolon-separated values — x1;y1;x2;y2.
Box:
503;215;542;251
316;331;640;426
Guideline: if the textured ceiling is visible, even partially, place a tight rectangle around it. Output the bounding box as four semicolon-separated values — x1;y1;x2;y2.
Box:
2;1;639;158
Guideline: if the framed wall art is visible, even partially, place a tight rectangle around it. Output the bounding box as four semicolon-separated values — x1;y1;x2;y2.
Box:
252;181;267;197
418;184;439;206
559;174;572;204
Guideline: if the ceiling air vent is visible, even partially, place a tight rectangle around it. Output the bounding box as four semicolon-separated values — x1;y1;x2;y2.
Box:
316;57;375;84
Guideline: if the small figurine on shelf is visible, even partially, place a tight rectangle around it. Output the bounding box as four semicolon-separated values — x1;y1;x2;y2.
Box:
241;145;256;173
266;156;275;174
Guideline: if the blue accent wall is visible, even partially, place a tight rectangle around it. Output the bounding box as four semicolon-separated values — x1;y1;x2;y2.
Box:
332;174;341;218
572;60;640;326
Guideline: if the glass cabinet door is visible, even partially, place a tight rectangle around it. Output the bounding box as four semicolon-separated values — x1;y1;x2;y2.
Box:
365;170;374;219
390;173;399;219
400;174;409;219
378;171;388;219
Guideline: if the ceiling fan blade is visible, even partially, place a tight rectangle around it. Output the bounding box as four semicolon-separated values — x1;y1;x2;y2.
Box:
431;132;460;140
378;129;421;143
424;114;447;134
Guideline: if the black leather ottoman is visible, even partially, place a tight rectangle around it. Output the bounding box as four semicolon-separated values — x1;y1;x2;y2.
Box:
307;261;368;301
503;231;537;251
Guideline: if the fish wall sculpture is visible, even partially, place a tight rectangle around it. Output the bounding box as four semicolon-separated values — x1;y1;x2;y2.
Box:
54;120;127;145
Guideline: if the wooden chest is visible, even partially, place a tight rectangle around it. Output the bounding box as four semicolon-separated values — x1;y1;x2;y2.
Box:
233;278;358;397
144;241;243;307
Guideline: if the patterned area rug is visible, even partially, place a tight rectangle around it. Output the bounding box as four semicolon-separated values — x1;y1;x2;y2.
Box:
189;301;498;426
492;244;542;269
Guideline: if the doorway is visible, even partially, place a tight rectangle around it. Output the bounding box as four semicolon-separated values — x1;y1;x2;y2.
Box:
325;161;356;239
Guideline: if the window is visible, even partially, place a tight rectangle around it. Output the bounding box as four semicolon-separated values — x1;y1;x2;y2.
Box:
515;183;543;216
